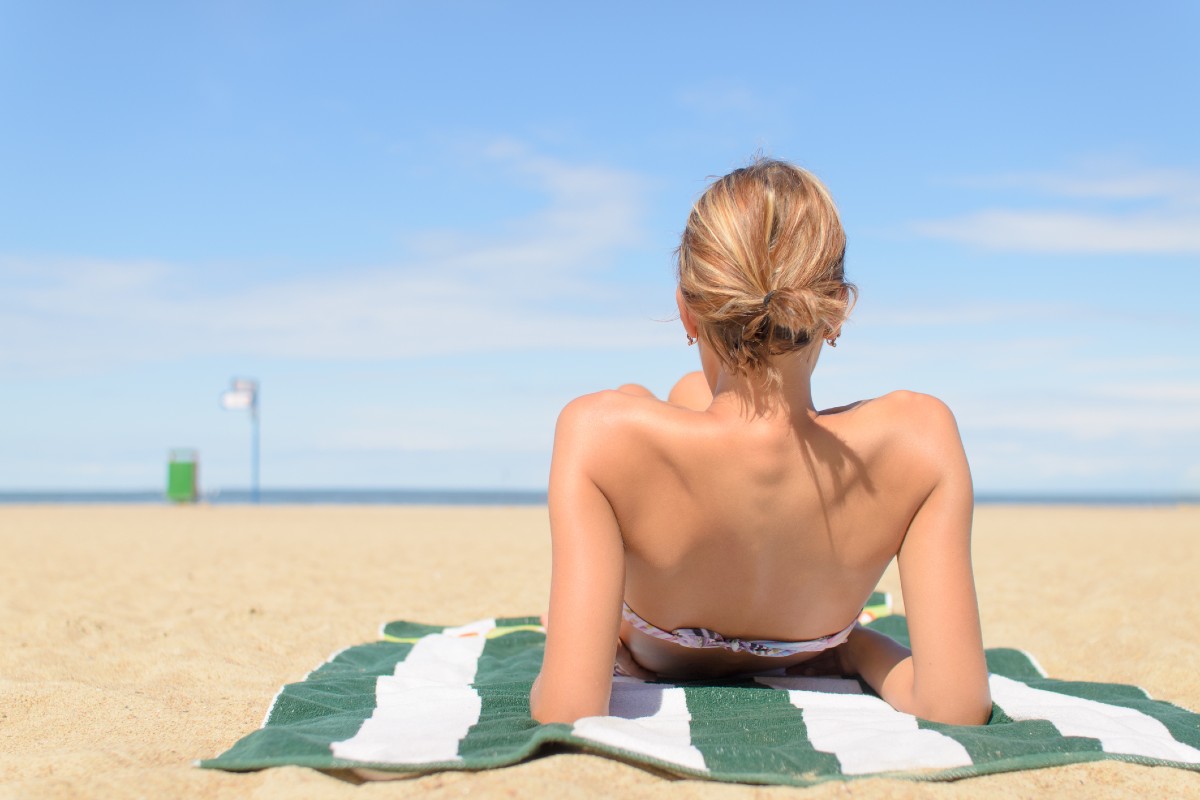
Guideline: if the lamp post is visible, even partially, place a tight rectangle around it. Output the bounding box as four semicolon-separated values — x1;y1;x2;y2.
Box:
221;378;260;503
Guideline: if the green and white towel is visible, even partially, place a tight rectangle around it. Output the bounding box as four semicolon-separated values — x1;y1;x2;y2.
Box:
202;605;1200;785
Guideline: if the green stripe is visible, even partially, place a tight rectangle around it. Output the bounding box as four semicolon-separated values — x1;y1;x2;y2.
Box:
866;614;910;646
381;619;454;640
985;648;1046;681
919;714;1104;765
865;590;889;609
457;620;545;762
200;640;415;769
684;680;841;780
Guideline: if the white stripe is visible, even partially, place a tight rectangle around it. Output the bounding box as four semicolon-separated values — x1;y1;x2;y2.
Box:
756;676;974;775
572;681;707;772
990;674;1200;764
330;619;495;763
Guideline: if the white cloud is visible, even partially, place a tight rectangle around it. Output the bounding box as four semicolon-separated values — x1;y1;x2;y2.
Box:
315;419;551;454
914;209;1200;254
1093;382;1200;402
976;445;1129;479
915;163;1200;254
966;406;1200;440
0;146;676;372
953;164;1200;203
1062;354;1200;376
857;302;1065;328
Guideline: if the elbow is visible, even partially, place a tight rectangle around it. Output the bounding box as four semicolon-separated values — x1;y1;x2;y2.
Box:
923;702;992;726
917;689;993;727
529;674;604;725
529;676;556;725
530;698;594;726
529;699;556;726
529;688;566;726
531;704;579;726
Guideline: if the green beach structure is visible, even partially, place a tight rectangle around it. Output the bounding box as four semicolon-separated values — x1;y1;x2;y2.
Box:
166;448;199;503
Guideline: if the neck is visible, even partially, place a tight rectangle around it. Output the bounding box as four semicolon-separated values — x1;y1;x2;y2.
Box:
707;343;822;421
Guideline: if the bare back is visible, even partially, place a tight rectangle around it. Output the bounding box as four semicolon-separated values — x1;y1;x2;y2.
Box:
531;372;987;724
599;387;941;676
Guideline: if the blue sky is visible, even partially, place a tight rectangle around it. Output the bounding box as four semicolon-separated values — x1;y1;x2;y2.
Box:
1;1;1197;495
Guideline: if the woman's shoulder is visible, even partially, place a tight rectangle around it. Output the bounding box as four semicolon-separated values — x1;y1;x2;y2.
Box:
555;389;683;445
831;390;965;460
860;390;959;422
832;389;955;418
553;390;684;483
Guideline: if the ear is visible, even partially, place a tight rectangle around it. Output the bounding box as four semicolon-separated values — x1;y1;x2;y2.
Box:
676;286;699;339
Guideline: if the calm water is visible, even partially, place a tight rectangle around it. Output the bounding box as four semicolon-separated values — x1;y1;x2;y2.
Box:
0;489;1194;507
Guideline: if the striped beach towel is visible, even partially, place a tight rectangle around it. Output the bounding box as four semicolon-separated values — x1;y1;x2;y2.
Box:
201;603;1200;785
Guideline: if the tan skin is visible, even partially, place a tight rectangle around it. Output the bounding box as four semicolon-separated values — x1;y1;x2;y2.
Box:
530;292;992;726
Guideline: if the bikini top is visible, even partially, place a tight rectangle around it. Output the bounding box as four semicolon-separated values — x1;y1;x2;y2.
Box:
622;602;857;657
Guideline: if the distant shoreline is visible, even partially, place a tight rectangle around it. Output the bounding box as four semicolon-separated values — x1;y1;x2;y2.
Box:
0;489;1196;507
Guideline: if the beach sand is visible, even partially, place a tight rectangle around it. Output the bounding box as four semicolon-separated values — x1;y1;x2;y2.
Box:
1;504;1197;799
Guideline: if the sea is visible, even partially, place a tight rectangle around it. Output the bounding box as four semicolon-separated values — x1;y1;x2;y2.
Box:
0;489;1194;507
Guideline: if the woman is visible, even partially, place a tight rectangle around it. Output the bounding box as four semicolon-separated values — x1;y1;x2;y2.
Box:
530;159;991;726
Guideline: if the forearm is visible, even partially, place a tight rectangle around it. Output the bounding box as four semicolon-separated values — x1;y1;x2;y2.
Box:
843;626;917;712
842;626;990;725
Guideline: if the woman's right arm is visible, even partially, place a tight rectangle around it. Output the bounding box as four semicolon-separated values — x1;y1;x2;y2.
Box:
530;393;629;724
842;392;992;725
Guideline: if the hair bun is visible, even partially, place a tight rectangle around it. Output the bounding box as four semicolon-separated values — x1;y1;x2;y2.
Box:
677;158;855;388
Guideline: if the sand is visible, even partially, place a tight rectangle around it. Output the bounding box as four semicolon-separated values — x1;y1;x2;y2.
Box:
1;504;1197;799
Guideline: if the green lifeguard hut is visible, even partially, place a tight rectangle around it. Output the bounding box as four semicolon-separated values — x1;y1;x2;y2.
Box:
166;448;199;503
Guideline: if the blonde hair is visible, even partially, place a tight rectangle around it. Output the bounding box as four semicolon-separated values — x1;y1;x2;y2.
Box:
677;158;856;389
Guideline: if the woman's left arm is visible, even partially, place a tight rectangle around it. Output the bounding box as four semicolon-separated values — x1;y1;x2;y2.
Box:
530;393;627;724
839;393;991;725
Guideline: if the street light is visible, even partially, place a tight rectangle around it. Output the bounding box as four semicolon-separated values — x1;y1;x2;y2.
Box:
221;378;260;503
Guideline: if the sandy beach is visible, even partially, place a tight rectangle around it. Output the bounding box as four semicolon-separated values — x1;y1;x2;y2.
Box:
1;503;1197;799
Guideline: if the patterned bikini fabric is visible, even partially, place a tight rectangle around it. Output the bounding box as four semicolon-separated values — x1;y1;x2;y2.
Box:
621;603;856;657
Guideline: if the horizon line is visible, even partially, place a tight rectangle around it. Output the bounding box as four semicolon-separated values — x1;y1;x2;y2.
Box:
0;488;1196;508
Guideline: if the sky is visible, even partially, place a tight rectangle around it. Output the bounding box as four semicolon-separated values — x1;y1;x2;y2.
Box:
1;1;1197;496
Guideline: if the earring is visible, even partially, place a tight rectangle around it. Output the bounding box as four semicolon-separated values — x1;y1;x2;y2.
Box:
825;333;840;348
687;335;697;346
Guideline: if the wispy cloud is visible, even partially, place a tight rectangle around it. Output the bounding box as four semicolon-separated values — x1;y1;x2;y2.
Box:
1092;382;1200;402
967;406;1200;440
914;209;1200;254
0;146;675;373
971;441;1130;479
857;301;1067;328
313;408;552;453
951;165;1200;202
914;162;1200;254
